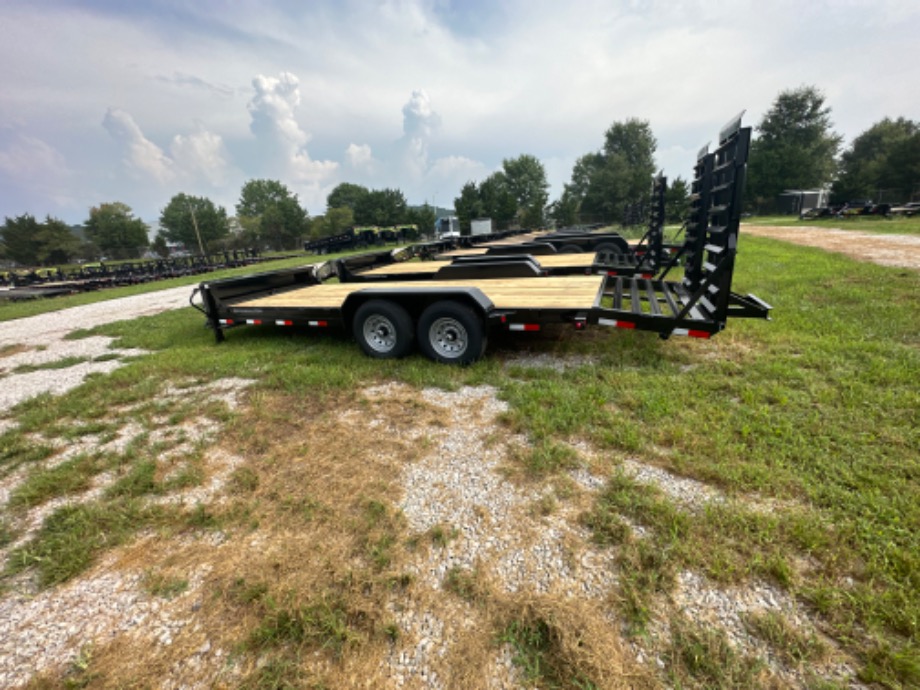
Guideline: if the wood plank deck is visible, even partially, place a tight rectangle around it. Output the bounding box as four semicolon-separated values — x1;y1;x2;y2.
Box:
357;253;595;277
238;275;605;310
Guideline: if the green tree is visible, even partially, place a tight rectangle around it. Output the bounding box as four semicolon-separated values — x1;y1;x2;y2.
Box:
159;193;229;254
151;233;170;258
502;154;549;227
478;172;518;229
664;176;691;224
84;202;149;260
405;204;437;237
832;118;920;203
36;217;81;265
236;179;308;251
746;85;842;212
309;206;355;240
327;183;369;212
564;119;657;224
1;214;42;265
454;182;483;235
549;187;580;227
353;188;408;226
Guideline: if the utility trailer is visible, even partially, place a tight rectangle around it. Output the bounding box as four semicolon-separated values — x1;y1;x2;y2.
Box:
193;115;770;365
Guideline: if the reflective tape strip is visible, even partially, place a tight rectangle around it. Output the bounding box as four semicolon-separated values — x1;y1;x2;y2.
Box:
275;320;293;326
671;328;712;339
598;318;635;329
508;323;540;332
246;319;262;325
219;319;234;325
308;320;328;327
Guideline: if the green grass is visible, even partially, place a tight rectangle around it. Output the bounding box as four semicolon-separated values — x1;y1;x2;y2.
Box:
0;231;917;686
745;214;920;235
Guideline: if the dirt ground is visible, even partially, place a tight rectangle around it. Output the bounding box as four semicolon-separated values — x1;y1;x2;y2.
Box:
743;224;920;270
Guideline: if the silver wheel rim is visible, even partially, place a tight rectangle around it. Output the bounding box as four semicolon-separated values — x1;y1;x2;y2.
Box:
429;317;468;358
363;314;398;353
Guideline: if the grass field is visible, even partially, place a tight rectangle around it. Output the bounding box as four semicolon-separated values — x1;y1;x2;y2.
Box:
0;233;918;687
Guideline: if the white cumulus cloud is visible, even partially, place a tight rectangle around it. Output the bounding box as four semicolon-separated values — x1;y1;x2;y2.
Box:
247;72;338;190
102;108;176;184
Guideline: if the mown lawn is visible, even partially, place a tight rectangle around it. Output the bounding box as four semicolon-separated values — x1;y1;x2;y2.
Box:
1;234;918;688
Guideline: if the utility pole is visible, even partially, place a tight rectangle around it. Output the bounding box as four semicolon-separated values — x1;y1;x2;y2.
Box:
187;201;206;256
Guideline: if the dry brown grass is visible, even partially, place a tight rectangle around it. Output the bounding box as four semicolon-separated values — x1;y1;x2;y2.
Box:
26;382;650;689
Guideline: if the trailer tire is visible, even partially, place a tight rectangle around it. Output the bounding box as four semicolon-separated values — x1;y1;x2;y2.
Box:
353;300;414;359
417;301;485;365
559;244;581;254
595;242;621;254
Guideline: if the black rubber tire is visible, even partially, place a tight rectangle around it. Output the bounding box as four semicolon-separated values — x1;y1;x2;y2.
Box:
595;242;622;254
417;301;486;365
559;244;581;254
353;299;414;359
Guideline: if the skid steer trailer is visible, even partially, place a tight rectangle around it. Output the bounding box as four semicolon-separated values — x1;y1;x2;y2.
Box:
192;114;769;362
590;113;771;339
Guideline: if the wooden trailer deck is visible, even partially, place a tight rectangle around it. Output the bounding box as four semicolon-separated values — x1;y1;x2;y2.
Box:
356;253;596;277
237;275;605;310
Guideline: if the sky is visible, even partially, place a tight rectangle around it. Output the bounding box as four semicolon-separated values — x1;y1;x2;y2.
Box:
0;0;917;226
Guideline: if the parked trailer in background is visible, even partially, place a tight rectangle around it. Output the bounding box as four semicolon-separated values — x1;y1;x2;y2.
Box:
471;218;493;236
194;115;770;364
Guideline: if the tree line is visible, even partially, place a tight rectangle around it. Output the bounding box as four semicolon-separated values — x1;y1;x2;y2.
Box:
2;85;916;267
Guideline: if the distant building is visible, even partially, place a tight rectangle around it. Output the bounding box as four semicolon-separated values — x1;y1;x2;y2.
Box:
778;189;829;215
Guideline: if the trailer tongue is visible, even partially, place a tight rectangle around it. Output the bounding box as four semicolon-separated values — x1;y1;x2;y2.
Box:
193;115;770;364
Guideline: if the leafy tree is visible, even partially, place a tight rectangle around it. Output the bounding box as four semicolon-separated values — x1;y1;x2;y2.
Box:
548;187;580;227
236;179;308;251
405;204;437;236
151;234;170;258
746;85;842;212
36;217;81;265
563;119;657;224
832;118;920;203
309;206;355;239
84;202;149;260
327;183;369;212
502;154;549;227
353;188;407;226
454;182;483;235
664;176;691;224
159;193;229;254
478;172;518;229
1;214;42;265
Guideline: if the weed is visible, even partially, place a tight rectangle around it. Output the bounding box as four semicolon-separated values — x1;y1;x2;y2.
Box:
427;523;459;547
443;566;483;603
498;617;597;689
142;569;189;599
8;454;100;510
250;595;357;656
12;356;91;374
5;500;154;587
742;610;828;667
105;459;158;499
229;466;259;493
664;615;767;688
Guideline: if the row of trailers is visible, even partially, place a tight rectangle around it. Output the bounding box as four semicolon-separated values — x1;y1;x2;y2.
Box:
194;115;772;365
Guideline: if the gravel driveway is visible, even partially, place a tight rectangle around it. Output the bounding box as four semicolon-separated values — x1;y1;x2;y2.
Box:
0;286;194;419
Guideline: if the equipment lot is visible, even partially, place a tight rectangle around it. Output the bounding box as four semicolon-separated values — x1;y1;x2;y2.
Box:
0;228;917;688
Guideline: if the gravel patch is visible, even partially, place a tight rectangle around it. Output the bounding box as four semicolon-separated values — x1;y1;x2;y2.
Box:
0;286;192;422
744;224;920;270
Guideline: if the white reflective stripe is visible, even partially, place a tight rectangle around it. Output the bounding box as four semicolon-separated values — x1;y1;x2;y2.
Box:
246;319;260;325
671;328;689;336
598;318;618;327
219;319;230;325
275;320;290;326
508;324;528;331
308;321;320;326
